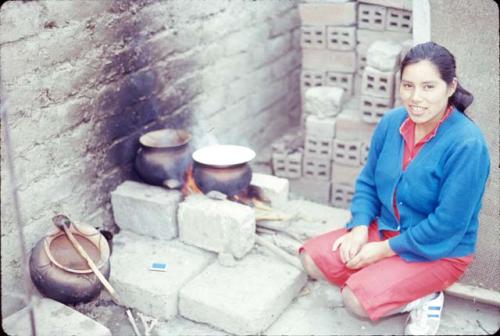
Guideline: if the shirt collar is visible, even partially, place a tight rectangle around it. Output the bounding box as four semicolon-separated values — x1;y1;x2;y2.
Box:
399;105;454;145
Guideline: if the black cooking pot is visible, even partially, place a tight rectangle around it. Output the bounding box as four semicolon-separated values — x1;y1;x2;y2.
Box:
192;145;256;196
29;223;111;304
135;129;192;189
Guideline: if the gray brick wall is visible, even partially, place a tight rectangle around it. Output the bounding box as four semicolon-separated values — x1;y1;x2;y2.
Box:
0;0;301;316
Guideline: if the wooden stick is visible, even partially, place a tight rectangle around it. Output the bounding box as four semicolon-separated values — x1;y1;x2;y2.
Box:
60;224;120;303
126;309;143;336
255;235;303;270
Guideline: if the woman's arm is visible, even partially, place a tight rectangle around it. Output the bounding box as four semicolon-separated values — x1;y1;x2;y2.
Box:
346;113;391;229
389;138;490;261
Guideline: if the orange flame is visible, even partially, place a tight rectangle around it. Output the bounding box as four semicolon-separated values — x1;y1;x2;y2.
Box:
182;165;202;196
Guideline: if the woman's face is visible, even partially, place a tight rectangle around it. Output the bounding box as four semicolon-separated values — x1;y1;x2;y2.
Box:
400;60;457;129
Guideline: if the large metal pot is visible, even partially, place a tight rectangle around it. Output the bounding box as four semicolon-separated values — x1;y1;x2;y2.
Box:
29;222;111;304
135;129;192;189
192;145;256;196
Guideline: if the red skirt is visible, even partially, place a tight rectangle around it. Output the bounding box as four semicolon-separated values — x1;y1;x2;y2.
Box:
299;221;473;321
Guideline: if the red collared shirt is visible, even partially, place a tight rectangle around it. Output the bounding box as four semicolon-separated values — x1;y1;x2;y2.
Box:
393;105;454;222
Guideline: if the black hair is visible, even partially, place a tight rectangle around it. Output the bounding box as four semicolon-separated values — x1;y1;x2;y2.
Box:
400;42;474;114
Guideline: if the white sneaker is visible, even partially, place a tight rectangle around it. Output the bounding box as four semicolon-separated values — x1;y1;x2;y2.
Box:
405;291;444;335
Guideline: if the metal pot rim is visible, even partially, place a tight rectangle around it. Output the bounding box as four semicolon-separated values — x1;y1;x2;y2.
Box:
192;145;256;167
139;129;191;148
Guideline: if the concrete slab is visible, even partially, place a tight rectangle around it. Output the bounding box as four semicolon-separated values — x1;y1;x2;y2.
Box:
156;317;230;336
179;252;308;335
111;180;182;240
109;230;214;320
283;200;350;239
178;195;255;258
266;280;500;335
2;297;111;336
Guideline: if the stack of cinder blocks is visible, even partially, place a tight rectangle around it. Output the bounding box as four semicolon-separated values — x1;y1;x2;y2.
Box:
360;39;402;123
356;0;413;98
299;0;358;112
270;0;414;209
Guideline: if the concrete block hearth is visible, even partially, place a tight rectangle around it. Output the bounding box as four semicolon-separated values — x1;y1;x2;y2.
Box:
2;298;111;336
110;180;182;240
250;173;289;207
109;230;214;320
179;253;308;335
178;195;255;258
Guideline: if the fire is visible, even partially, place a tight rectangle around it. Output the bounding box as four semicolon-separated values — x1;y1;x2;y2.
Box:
182;165;202;195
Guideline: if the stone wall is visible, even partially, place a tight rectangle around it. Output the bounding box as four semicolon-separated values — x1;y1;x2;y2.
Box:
0;0;301;316
430;0;499;292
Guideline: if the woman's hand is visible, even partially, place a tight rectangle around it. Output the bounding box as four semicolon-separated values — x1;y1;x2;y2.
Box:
332;226;369;264
345;240;396;269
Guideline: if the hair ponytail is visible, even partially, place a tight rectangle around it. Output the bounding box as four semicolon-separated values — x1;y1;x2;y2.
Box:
449;82;474;113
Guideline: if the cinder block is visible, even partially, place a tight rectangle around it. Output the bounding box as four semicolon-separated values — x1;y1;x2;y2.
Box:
326;26;356;51
306;115;336;138
386;7;412;32
272;150;303;179
178;195;255;258
110;231;214;320
360;95;394;123
325;71;354;96
358;3;387;31
331;161;363;186
301;69;325;89
357;29;412;48
360;142;370;165
301;25;327;49
111;180;182;240
361;66;396;99
299;2;357;26
250;173;289;207
179;253;307;335
289;177;331;204
331;183;355;209
333;138;362;166
3;298;111;336
357;0;413;11
304;136;334;160
335;108;377;142
366;40;403;72
304;86;345;118
302;155;331;180
302;49;356;72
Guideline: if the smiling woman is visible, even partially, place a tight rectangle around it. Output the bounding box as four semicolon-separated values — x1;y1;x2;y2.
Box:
299;42;490;336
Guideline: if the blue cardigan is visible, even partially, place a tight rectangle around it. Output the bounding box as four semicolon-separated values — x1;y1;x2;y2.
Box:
346;107;490;262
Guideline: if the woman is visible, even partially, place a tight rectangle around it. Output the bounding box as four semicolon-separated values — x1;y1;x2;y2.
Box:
299;42;490;335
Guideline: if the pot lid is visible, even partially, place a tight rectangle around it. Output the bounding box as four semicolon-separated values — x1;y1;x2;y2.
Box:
192;145;256;167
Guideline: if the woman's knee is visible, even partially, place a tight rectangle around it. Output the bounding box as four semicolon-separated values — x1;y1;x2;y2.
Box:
299;251;326;281
341;286;369;319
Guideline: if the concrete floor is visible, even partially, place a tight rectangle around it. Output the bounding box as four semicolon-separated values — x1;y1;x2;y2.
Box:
72;278;500;335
